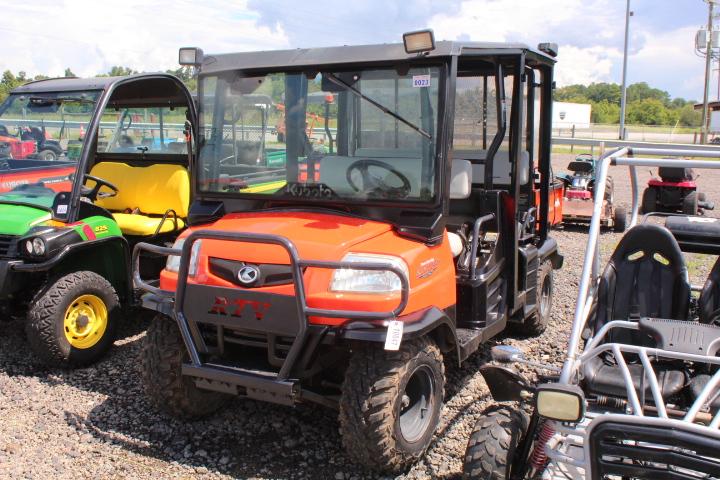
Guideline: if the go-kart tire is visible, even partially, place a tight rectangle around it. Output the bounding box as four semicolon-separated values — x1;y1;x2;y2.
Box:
463;405;529;479
613;206;627;232
683;191;699;216
641;187;657;214
339;336;444;473
140;314;230;419
516;260;553;337
36;149;58;161
26;271;120;367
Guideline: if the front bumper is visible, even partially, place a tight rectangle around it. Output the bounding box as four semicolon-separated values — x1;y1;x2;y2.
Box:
132;230;422;408
0;259;29;301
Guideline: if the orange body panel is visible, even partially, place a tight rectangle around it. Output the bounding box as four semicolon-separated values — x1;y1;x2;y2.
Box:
534;180;564;226
159;211;456;326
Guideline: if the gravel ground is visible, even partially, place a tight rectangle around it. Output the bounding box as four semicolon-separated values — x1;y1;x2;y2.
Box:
1;152;719;480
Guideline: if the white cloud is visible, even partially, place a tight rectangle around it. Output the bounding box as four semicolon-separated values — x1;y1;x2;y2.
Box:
555;45;621;86
629;25;707;100
0;0;290;78
428;0;706;99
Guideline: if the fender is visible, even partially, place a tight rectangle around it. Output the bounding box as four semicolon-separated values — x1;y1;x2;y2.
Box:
12;235;132;300
340;306;459;359
480;364;535;402
538;236;563;269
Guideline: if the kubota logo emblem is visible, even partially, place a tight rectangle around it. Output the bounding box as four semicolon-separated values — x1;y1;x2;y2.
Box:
237;265;260;285
208;296;270;320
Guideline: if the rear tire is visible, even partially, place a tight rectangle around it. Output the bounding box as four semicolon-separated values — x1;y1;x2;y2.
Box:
339;337;444;473
641;187;657;214
36;149;58;161
683;191;699;216
613;206;627;232
516;260;553;337
26;271;120;367
140;314;230;419
463;405;529;480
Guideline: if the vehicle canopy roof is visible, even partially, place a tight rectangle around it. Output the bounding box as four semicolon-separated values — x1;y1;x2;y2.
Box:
199;41;555;74
10;74;189;108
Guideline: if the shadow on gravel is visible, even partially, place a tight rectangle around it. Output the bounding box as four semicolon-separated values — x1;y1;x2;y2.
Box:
57;340;500;480
0;312;147;391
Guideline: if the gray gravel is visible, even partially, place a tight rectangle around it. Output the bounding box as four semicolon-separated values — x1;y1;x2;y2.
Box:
1;152;718;479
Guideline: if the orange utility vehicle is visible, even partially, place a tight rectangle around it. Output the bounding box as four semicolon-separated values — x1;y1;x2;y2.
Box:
134;32;563;473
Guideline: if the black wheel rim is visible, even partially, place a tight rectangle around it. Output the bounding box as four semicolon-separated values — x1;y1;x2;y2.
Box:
540;274;552;318
399;365;435;443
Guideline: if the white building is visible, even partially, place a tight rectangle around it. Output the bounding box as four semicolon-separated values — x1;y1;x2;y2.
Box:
553;101;591;129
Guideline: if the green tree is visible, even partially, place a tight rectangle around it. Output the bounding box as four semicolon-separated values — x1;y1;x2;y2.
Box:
64;68;75;77
585;82;621;104
678;104;702;127
104;66;137;77
626;82;671;106
590;100;620;124
626;98;670;125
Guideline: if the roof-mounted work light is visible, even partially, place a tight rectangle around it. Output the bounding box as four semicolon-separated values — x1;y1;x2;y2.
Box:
179;47;204;67
403;29;436;54
538;42;559;58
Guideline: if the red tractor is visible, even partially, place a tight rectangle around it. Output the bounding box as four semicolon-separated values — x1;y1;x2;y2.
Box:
641;166;714;216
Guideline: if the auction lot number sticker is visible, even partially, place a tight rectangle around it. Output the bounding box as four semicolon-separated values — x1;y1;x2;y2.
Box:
412;75;431;88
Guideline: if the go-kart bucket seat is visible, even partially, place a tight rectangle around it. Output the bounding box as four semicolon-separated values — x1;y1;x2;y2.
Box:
583;224;691;400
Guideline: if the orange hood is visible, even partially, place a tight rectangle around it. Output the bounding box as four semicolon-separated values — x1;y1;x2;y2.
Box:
186;210;393;263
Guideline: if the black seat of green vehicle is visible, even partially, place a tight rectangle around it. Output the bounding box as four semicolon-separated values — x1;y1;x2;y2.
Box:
582;224;691;400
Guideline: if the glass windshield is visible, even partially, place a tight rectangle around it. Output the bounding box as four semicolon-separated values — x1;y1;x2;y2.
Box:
198;66;441;202
97;106;189;155
0;91;100;162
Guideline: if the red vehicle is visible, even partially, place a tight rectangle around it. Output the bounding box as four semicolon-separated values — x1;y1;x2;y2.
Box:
0;130;36;159
642;166;714;215
0;158;75;193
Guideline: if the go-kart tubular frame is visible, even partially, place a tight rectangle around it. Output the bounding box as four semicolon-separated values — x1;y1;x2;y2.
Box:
547;146;720;478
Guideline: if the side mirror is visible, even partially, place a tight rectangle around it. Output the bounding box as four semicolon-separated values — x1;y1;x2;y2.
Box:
491;345;525;363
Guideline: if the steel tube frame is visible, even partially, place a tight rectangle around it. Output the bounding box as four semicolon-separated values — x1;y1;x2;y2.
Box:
561;145;720;384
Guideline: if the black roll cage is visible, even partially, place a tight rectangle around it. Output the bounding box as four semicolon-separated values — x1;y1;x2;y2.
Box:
56;73;197;224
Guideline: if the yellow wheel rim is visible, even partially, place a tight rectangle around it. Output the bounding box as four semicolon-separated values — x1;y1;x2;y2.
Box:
63;294;108;349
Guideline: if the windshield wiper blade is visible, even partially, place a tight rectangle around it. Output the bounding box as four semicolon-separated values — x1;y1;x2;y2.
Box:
323;73;431;139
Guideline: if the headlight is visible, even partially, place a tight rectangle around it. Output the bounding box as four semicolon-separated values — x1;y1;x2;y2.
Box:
165;238;202;276
536;383;585;423
24;237;46;256
330;253;408;293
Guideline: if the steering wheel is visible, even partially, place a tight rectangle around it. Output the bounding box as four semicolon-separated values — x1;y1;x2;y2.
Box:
82;174;119;202
346;159;411;199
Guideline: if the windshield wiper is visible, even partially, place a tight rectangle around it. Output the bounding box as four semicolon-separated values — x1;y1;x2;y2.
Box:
323;73;431;139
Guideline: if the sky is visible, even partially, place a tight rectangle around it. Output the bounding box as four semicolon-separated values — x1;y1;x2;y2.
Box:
0;0;711;101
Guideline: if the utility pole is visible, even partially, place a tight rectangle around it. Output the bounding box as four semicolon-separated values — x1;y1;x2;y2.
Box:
618;0;633;140
619;0;632;140
702;0;715;144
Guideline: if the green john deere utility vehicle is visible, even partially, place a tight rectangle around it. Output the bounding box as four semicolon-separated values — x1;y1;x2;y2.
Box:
0;74;195;366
